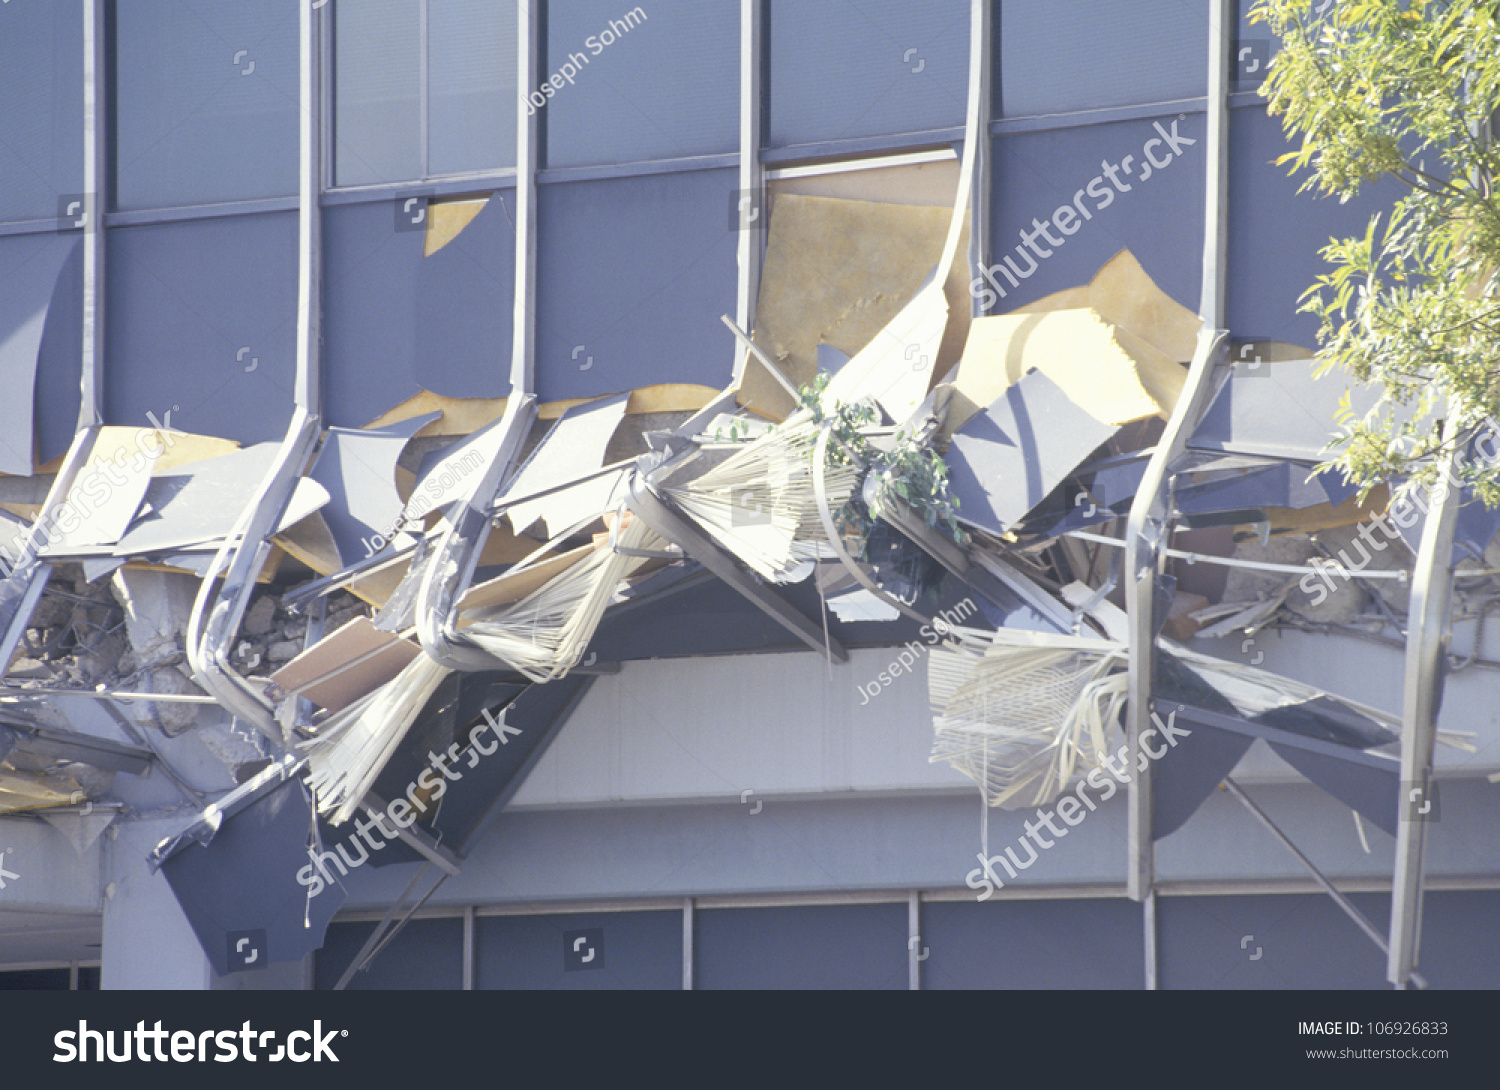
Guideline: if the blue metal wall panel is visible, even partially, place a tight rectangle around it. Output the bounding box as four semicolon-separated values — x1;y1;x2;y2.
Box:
414;191;515;399
999;1;1209;118
476;910;680;990
322;199;425;428
544;1;736;168
314;918;464;990
988;114;1206;316
105;212;297;443
922;898;1145;989
114;0;299;210
0;2;82;224
768;0;969;149
695;904;908;990
1226;106;1401;349
36;237;83;466
535;169;737;401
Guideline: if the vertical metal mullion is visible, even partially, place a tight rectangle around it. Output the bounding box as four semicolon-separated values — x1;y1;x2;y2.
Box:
512;0;539;395
682;897;695;990
79;0;107;431
462;905;476;990
418;0;430;181
321;0;336;193
733;0;764;366
966;0;993;319
1143;890;1158;990
907;891;922;991
297;0;324;414
1123;0;1231;904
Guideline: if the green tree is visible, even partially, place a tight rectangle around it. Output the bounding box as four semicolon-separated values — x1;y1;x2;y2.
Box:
1252;0;1500;504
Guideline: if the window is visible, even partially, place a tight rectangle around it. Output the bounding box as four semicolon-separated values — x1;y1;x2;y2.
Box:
113;0;299;210
333;0;517;188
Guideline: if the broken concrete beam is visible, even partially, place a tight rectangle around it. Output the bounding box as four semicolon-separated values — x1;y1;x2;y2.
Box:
109;569;205;736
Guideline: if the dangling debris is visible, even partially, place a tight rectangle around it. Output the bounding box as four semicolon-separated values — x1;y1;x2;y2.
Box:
458;512;669;682
929;627;1128;809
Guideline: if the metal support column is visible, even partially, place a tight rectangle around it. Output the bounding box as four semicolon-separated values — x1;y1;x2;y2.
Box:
734;0;765;359
1122;0;1231;903
966;0;992;319
1388;435;1461;987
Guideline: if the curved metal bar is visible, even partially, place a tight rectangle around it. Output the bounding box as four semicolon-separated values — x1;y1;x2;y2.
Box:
413;394;538;672
186;3;324;737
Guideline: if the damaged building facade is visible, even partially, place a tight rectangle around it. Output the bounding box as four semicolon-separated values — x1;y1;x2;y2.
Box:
0;0;1497;991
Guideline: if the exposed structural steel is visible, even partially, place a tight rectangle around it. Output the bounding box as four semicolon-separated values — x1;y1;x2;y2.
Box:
185;0;325;738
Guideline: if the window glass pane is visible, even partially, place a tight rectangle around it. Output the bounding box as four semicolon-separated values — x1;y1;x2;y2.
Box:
545;0;736;168
769;0;968;149
114;0;299;210
315;918;464;989
0;2;83;223
428;0;517;175
334;0;422;186
999;0;1208;118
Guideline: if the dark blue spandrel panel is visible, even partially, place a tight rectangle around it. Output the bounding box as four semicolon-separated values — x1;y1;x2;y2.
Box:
923;899;1145;989
114;0;298;210
999;1;1208;118
415;192;516;399
334;0;422;187
544;0;736;168
322;199;424;428
1159;892;1390;989
476;910;681;990
1227;106;1400;349
695;904;907;990
987;114;1206;314
106;212;296;443
768;0;969;149
429;0;518;176
535;169;737;401
0;2;82;224
314;918;464;990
